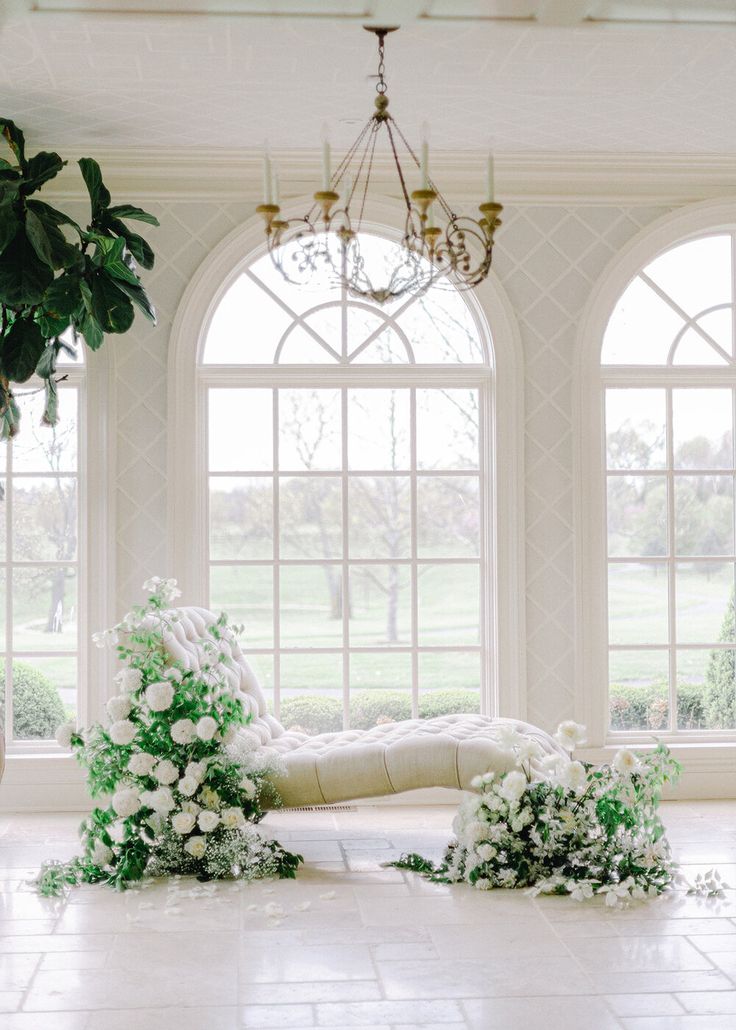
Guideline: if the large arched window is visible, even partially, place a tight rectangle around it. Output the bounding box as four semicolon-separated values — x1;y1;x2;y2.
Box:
598;228;736;739
196;232;495;733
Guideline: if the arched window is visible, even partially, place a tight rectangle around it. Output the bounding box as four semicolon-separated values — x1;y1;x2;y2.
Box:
598;228;736;738
197;232;495;732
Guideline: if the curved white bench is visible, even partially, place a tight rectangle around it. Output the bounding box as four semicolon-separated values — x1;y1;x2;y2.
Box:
161;606;565;806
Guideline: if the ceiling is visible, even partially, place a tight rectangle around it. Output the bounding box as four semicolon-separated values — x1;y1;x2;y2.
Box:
1;0;736;155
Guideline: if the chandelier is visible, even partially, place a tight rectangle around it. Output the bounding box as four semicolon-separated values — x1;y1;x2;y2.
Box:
256;26;503;305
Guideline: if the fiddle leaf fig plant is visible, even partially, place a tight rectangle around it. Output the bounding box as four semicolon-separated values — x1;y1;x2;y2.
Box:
0;118;158;437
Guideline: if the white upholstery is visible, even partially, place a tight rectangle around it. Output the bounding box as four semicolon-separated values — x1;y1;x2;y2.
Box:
161;607;565;807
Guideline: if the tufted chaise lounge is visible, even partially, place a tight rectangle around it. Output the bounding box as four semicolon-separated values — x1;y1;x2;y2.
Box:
163;607;565;807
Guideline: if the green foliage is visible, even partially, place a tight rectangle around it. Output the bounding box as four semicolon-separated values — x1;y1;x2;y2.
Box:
351;690;412;729
418;689;479;720
0;118;158;437
279;695;343;735
0;661;65;739
609;681;706;731
704;587;736;728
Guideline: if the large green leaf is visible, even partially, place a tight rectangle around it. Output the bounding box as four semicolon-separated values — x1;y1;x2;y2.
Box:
27;199;81;234
106;204;159;226
0;317;46;382
89;271;134;334
21;151;65;195
78;312;103;351
93;235;140;285
103;216;154;270
111;277;156;324
25;209;55;267
78;157;110;216
0;192;19;256
0;119;26;168
0;228;54;307
38;274;82;335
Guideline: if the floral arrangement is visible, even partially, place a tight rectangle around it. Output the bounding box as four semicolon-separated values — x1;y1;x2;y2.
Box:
36;578;301;896
391;721;686;907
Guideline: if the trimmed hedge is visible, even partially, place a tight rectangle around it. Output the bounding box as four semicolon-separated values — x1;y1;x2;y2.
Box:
609;681;706;731
279;695;342;736
0;662;65;739
277;688;481;735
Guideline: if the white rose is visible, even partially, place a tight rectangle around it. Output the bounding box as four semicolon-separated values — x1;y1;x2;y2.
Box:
197;810;220;833
55;721;75;749
221;807;245;830
184;835;207;859
240;777;256;799
106;695;132;722
172;811;196;835
109;719;137;746
116;667;143;694
154;760;179;785
554;720;587;753
171;719;196;745
497;770;527;804
476;843;496;862
560;760;588;794
196;716;218;741
144;787;175;814
199;786;220;809
613;748;641;777
145;681;175;712
185;761;206;782
177;775;199;797
128;752;157;777
112;786;141;818
181;800;201;816
91;840;113;867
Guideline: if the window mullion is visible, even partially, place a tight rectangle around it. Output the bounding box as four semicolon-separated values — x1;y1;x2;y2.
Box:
272;388;281;721
410;387;419;720
666;387;677;733
341;387;350;729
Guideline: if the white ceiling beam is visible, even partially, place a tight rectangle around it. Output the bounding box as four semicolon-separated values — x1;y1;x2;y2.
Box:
535;0;593;26
364;0;426;26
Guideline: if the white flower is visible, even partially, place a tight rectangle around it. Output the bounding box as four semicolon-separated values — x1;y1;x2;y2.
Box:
559;760;588;794
477;843;497;862
128;752;157;777
91;840;113;867
554;721;587;753
108;820;126;843
221;807;245;829
142;576;163;593
92;627;118;649
181;800;201;816
197;810;220;833
470;775;484;790
240;777;256;799
172;811;196;835
115;667;143;694
164;667;183;683
144;787;175;814
186;761;207;782
177;775;199;797
569;881;594;902
55;721;75;749
495;724;524;750
145;681;175;712
221;725;236;745
112;786;141;818
196;716;218;741
184;835;207;859
154;759;179;785
199;786;220;809
171;719;196;745
613;749;641;777
106;695;132;722
517;738;544;763
109;719;137;746
497;770;527;803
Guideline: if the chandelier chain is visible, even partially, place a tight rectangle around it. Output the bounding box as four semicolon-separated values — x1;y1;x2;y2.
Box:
376;33;388;94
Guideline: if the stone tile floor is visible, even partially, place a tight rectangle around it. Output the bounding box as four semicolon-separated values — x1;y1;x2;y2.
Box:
1;801;736;1029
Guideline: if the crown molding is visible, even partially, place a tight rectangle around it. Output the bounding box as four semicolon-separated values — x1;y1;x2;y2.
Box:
41;147;736;206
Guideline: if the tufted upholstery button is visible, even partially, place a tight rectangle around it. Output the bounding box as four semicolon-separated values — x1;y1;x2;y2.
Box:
162;607;566;807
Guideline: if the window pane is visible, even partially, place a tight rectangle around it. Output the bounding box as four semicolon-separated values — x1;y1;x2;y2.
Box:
280;477;341;559
690;646;736;730
203;273;293;364
0;569;5;649
348;389;410;470
278;389;341;471
674;475;734;556
12;478;77;562
352;326;410;365
349;653;412;728
609;650;669;731
607;475;667;557
246;653;274;700
10;657;75;740
676;562;735;644
0;478;5;559
608;562;669;645
349;477;410;559
673;389;733;469
13;390;78;473
278;325;339;364
418;564;480;645
12;567;77;652
209;389;272;471
419;652;480;716
279;565;343;647
416;389;479;470
209;477;272;560
644;235;732;321
349;566;411;646
396;291;485;364
279;653;343;736
417;476;480;557
605;388;666;469
209;565;273;647
602;276;684;365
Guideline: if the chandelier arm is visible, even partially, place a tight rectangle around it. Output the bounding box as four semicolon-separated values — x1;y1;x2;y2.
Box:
384;118;413;213
358;123;380;229
390;118;456;221
332;116;374;189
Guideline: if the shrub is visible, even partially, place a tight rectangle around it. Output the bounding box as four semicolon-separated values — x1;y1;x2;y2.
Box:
0;662;65;739
278;695;342;735
609;681;707;731
419;689;480;719
350;690;412;729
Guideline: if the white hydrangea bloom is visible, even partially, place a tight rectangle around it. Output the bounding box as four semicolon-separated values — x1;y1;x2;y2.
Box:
185;761;207;782
128;752;157;777
145;681;175;712
55;721;75;749
184;835;207;858
115;667;143;694
154;760;179;785
91;839;113;867
164;667;183;683
106;695;132;722
196;716;218;741
172;811;196;835
171;719;196;745
112;786;141;818
109;719;137;746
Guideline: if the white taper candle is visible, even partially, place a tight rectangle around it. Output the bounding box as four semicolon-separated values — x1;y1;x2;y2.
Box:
262;146;273;204
322;139;331;191
486;151;495;203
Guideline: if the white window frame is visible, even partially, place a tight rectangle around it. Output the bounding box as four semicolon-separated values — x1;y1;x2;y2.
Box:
576;199;736;749
169;199;527;721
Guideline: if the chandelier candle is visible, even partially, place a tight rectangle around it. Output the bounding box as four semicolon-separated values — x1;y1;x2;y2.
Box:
486;152;495;204
257;25;503;302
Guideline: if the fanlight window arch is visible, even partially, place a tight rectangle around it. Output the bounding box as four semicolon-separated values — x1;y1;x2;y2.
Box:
199;232;493;735
601;230;736;737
